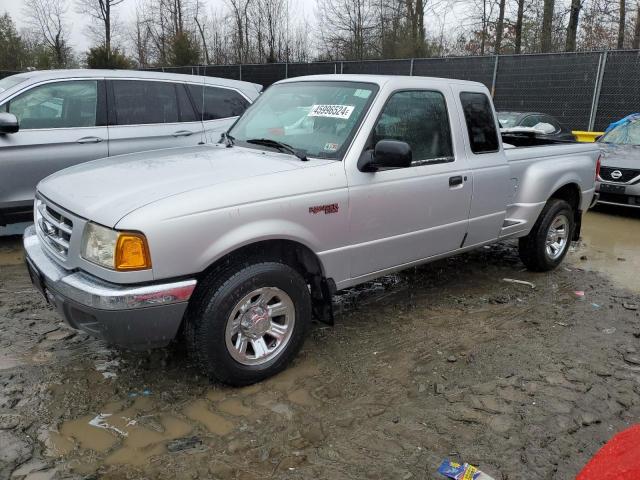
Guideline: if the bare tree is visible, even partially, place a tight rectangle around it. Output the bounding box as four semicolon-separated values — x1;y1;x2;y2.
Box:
193;0;210;63
227;0;252;62
634;1;640;49
565;0;582;51
23;0;70;66
494;0;506;54
514;0;525;53
541;0;555;51
130;3;152;66
317;0;379;60
618;0;626;48
76;0;124;53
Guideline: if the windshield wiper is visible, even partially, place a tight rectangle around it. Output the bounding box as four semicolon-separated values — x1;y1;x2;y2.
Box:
245;138;308;161
219;132;235;147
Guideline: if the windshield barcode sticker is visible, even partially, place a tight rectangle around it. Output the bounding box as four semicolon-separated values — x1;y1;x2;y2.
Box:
308;105;355;119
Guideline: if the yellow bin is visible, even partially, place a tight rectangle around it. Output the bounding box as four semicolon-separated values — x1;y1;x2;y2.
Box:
572;131;604;142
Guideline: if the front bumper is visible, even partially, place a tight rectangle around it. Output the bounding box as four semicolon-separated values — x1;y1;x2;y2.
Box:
595;181;640;209
23;225;197;350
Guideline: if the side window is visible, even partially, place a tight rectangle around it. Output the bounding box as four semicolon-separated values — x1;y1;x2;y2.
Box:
176;83;198;122
460;92;499;154
187;84;249;120
6;81;98;129
112;80;178;125
372;90;454;164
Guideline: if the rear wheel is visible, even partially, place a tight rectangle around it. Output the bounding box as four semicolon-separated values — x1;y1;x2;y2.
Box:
185;261;312;386
519;199;574;272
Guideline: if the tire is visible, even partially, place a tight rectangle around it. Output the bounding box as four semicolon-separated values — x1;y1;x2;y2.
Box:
519;199;574;272
185;261;311;386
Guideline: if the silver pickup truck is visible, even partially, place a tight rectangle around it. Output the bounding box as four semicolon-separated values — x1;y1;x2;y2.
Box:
24;75;600;385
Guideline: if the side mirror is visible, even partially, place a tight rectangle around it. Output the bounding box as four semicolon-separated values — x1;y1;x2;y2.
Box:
0;113;19;134
358;140;412;172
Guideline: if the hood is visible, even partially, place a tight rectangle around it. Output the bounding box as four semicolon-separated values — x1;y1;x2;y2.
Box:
38;144;311;227
600;143;640;169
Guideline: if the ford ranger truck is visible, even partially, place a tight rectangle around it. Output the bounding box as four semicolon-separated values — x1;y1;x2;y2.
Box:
23;75;600;385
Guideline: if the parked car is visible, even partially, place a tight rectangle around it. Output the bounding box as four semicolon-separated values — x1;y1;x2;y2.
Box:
498;111;576;141
595;116;640;208
23;75;599;385
0;69;262;225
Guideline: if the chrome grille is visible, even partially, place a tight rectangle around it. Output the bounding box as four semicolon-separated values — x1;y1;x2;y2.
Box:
35;198;73;259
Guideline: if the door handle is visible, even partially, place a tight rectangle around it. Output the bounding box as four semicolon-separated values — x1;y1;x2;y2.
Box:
172;130;194;137
449;175;464;187
77;136;103;144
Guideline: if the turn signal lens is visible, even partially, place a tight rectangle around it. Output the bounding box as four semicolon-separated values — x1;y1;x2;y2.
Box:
115;233;151;271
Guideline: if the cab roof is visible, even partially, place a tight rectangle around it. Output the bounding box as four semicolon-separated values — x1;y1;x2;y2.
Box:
276;74;486;89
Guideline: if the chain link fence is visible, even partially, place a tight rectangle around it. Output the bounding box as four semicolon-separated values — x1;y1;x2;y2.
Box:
2;50;639;130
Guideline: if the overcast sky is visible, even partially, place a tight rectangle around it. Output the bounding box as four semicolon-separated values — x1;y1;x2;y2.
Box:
1;0;319;52
2;0;463;55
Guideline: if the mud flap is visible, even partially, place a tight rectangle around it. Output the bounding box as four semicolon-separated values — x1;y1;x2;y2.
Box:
311;277;335;325
572;209;583;241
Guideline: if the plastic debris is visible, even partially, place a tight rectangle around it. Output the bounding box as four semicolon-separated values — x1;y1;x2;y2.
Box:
574;291;585;297
592;303;601;309
95;359;120;380
502;278;535;289
128;389;152;398
623;303;638;311
167;436;202;453
88;413;128;437
438;459;495;479
601;327;616;335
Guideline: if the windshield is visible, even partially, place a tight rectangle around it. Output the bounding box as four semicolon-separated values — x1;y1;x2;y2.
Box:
497;112;520;128
601;119;640;146
0;75;29;94
228;81;379;159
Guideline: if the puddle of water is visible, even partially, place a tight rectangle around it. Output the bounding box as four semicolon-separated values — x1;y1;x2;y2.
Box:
54;395;195;467
46;431;76;457
217;398;252;417
105;443;166;466
266;359;321;391
0;223;28;265
104;415;192;466
184;399;234;435
59;415;119;452
571;208;640;293
287;388;319;407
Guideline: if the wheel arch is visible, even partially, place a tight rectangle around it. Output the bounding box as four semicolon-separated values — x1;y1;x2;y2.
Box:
548;182;582;240
194;238;335;325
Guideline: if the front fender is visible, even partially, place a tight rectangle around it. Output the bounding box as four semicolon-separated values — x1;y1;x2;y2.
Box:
197;218;326;275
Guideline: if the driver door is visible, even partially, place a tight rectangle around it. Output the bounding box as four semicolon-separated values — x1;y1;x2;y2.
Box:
346;87;473;279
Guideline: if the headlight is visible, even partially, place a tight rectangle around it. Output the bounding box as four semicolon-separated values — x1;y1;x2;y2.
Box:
81;222;151;271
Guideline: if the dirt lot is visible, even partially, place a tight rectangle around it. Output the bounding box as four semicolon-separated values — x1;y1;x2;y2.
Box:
1;206;639;480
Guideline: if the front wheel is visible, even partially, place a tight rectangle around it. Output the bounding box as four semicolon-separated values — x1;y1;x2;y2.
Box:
519;199;575;272
185;261;312;386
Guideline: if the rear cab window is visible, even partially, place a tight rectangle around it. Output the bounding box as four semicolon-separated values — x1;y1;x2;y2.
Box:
460;92;500;154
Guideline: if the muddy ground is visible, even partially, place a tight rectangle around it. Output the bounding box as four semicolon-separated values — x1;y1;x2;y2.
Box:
1;205;639;480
